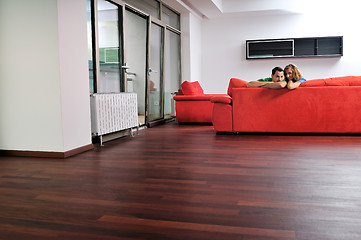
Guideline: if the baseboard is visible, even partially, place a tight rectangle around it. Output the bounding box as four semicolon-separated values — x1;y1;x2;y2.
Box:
0;144;94;159
63;144;94;158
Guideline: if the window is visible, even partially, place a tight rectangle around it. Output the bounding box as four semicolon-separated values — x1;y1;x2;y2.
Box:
162;4;180;30
123;0;160;18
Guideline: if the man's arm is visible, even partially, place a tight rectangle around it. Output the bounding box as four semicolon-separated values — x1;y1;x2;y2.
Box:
247;81;268;88
247;81;286;89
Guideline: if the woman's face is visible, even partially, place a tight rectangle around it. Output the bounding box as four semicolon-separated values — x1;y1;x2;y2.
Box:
285;69;294;80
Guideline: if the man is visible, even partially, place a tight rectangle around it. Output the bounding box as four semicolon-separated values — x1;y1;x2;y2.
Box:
246;66;287;89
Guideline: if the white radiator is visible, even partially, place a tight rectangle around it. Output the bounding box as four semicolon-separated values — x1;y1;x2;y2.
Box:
90;93;138;138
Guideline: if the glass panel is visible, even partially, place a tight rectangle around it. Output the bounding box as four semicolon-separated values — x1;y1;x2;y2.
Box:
124;0;159;19
148;22;164;121
247;40;294;58
124;9;147;126
162;5;180;30
97;0;123;93
294;39;316;56
318;37;342;55
86;0;94;93
164;30;180;119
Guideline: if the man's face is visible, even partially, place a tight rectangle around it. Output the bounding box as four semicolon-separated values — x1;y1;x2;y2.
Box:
272;71;284;82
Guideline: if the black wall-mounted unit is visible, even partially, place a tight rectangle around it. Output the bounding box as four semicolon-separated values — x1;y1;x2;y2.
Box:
246;36;343;59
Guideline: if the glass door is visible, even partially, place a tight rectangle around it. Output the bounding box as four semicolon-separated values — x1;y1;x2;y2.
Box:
148;20;165;122
124;8;148;126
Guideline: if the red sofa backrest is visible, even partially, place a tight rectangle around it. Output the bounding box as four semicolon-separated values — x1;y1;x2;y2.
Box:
180;81;204;95
300;76;361;87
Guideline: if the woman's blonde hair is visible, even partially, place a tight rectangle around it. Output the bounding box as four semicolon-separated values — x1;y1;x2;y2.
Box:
284;63;302;82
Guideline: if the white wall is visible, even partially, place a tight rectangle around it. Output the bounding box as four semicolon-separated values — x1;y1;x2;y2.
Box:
57;0;92;152
189;14;202;84
0;0;91;152
200;2;361;93
181;12;202;84
0;0;63;151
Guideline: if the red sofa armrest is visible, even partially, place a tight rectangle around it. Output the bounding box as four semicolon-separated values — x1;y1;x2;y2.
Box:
174;94;228;101
210;95;232;104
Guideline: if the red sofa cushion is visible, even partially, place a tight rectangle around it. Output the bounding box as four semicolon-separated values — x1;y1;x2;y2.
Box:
227;78;247;97
300;76;361;87
181;81;204;95
175;100;213;123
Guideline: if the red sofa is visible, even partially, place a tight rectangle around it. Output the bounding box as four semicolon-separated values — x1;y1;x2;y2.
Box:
173;81;228;123
212;76;361;133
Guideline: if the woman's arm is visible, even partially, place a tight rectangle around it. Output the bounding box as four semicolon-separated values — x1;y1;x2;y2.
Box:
287;81;301;90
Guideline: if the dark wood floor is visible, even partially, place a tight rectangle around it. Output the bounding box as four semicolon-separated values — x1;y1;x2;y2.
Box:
1;122;361;240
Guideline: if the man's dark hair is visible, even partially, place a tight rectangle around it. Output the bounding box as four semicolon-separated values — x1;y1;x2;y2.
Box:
272;66;284;75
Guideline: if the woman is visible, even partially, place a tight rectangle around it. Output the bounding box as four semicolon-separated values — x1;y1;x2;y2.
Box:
284;64;306;90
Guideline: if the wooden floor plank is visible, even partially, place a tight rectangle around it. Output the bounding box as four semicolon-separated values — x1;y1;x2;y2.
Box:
99;215;296;238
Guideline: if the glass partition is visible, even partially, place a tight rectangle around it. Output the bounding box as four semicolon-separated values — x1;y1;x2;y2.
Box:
88;0;181;126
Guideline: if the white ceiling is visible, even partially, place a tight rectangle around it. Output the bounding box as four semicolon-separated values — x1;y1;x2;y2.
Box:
165;0;308;19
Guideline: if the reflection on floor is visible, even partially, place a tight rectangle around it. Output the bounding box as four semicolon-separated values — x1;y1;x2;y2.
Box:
138;114;175;127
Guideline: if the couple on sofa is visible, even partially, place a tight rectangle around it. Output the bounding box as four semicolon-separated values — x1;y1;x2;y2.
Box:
247;64;306;90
